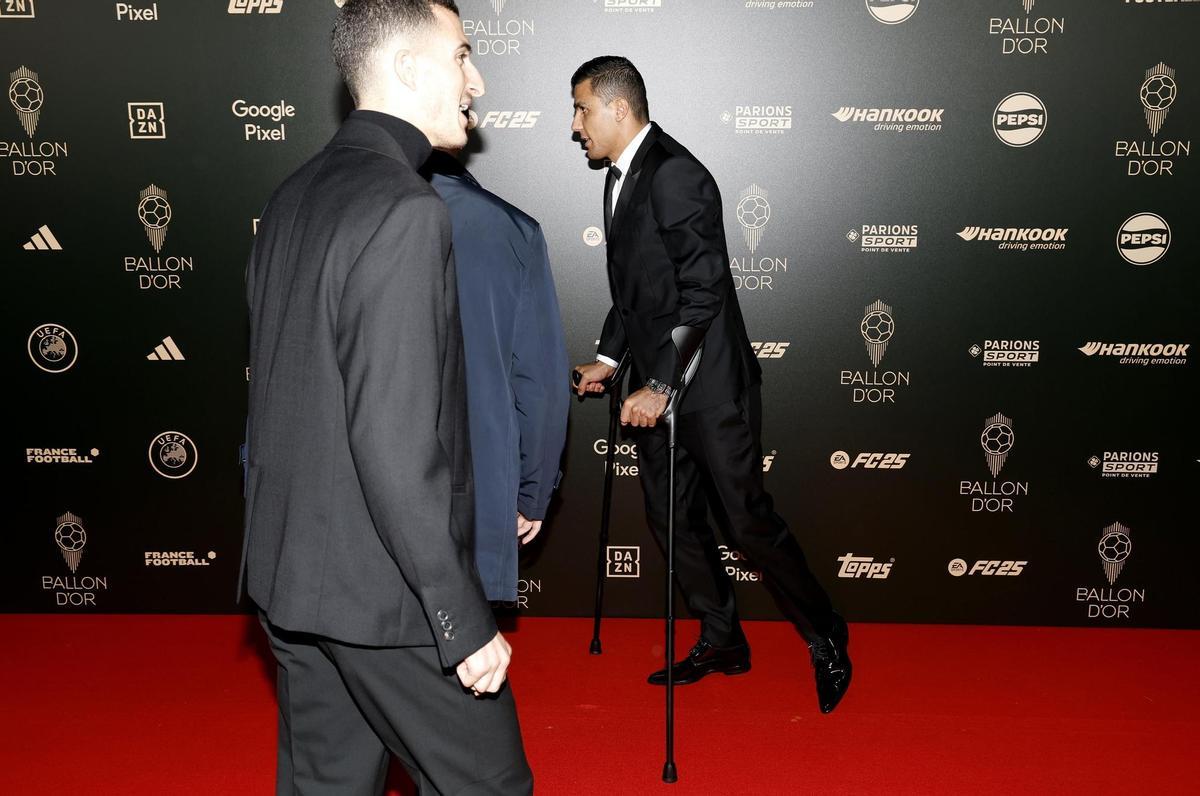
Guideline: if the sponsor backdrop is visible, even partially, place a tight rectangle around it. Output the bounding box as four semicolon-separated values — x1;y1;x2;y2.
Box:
5;0;1198;629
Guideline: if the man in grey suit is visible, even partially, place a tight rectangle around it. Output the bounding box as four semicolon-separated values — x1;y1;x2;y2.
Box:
242;1;532;792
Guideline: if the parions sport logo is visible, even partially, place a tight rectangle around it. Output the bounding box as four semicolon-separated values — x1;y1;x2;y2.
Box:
993;92;1046;146
1116;213;1170;265
968;340;1040;367
1088;451;1159;479
720;105;792;134
846;224;917;253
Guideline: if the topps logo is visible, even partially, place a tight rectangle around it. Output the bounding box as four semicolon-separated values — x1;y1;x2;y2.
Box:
228;0;282;12
837;554;893;579
750;341;789;359
477;111;539;129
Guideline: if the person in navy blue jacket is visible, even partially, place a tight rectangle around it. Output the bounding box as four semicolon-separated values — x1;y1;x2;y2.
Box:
423;149;570;602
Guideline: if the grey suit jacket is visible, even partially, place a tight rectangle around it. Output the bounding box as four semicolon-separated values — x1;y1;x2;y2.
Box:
241;111;495;667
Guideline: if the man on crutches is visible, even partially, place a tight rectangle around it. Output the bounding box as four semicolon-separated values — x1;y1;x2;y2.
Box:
568;57;853;757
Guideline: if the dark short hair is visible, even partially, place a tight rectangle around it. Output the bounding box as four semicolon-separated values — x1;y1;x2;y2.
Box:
571;56;649;123
332;0;460;102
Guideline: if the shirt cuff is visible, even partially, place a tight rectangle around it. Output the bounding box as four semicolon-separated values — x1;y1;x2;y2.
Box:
595;354;620;369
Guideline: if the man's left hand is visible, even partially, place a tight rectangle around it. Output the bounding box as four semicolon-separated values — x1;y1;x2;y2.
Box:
621;387;669;428
517;512;542;545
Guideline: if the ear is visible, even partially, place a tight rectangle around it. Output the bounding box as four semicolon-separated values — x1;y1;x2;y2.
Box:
392;49;418;92
613;97;629;123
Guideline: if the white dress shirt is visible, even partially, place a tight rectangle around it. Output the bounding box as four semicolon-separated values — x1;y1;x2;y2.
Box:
597;122;652;369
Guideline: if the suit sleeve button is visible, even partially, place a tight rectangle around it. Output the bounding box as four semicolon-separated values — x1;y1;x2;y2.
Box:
441;620;453;631
443;630;455;641
436;610;449;621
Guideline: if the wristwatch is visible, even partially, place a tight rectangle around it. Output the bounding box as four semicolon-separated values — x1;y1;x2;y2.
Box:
645;378;674;399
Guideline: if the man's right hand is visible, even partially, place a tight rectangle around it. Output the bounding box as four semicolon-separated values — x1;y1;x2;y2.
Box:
456;632;512;697
572;361;616;396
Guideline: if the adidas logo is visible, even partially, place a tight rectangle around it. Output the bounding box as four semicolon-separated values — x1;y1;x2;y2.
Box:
22;225;62;251
147;336;185;361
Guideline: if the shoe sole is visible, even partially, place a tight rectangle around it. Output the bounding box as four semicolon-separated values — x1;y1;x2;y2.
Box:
648;663;752;686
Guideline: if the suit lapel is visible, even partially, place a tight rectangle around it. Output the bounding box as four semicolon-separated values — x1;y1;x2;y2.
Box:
608;123;660;242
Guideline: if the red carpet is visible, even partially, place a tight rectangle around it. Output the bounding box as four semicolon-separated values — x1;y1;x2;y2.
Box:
1;615;1197;795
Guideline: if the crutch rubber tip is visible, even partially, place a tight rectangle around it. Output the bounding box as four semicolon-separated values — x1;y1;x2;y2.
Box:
662;762;678;783
589;639;602;655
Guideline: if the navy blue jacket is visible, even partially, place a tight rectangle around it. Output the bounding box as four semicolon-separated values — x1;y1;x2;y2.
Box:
425;153;569;602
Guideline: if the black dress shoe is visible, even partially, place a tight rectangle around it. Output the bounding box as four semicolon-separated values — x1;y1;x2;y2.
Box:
647;637;751;686
809;613;852;714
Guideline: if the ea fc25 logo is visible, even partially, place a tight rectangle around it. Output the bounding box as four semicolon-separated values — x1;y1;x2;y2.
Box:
830;451;909;470
1116;213;1169;265
993;92;1046;147
947;559;1026;577
148;431;198;479
606;546;640;578
866;0;918;25
128;102;165;139
28;323;78;373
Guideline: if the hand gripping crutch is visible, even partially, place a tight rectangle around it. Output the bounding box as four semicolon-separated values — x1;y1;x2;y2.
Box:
660;326;704;784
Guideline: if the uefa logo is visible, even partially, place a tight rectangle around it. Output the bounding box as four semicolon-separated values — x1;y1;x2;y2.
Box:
28;323;78;373
865;0;918;25
148;431;198;479
1116;213;1170;265
993;92;1046;147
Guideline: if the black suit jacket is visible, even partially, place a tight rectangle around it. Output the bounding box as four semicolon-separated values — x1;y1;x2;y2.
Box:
242;111;495;667
598;123;761;412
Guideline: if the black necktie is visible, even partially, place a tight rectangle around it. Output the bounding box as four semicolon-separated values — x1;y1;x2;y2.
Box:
603;165;621;237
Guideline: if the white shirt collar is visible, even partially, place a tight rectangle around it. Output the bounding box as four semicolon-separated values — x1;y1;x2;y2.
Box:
612;122;652;175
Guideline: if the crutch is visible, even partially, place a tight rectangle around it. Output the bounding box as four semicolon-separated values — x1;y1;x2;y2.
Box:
661;327;704;784
573;354;629;655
